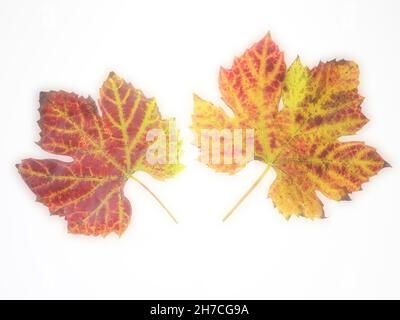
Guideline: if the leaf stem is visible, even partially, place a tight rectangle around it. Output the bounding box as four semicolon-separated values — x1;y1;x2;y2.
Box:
222;164;272;222
129;175;178;224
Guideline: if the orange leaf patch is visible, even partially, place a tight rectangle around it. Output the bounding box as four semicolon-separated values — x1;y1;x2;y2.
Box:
192;33;388;220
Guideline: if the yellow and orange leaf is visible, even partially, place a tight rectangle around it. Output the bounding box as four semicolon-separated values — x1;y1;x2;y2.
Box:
192;33;388;220
18;72;183;236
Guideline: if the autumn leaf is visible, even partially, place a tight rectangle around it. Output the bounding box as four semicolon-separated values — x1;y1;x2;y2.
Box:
17;72;183;236
192;33;389;220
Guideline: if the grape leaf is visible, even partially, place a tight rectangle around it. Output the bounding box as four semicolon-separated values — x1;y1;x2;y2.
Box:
17;72;183;236
192;33;388;220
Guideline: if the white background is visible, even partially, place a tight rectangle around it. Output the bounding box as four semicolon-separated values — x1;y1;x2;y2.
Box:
0;0;399;299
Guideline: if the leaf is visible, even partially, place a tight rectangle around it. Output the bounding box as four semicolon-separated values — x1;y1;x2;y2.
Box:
17;72;183;236
192;33;388;220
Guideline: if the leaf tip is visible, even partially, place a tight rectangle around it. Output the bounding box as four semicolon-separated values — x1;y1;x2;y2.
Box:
107;71;117;79
292;55;303;66
219;66;227;73
383;160;392;168
39;91;48;105
340;194;352;201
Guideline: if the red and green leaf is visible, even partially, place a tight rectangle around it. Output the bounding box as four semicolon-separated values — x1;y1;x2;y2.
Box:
192;33;388;220
18;73;183;236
